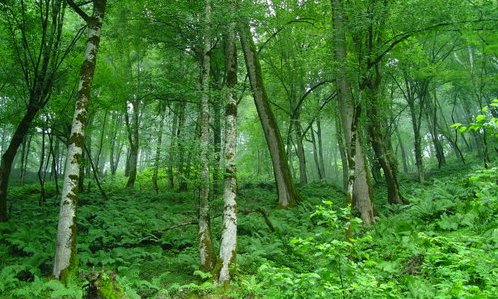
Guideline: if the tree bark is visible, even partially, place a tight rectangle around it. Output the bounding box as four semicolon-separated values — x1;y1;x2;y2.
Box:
167;105;178;190
293;112;308;184
217;12;238;282
316;117;326;179
198;0;215;272
38;125;47;205
365;83;404;204
310;124;323;180
212;98;222;195
54;0;106;281
125;98;140;188
427;91;446;168
239;20;300;208
358;0;404;205
152;106;165;193
177;101;188;191
109;112;122;176
331;0;375;225
94;110;108;176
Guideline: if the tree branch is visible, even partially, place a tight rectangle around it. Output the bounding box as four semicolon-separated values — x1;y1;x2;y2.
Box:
66;0;90;22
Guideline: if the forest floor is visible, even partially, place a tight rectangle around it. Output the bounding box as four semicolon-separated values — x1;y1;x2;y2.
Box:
0;162;497;298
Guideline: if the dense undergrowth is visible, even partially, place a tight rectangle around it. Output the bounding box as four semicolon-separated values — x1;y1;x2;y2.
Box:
0;163;497;298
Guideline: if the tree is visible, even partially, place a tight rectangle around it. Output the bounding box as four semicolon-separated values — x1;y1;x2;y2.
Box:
0;0;68;221
331;0;375;225
217;1;238;283
198;0;215;272
239;18;301;208
53;0;107;282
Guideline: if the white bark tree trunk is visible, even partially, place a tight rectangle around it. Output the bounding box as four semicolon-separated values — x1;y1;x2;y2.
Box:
217;7;238;283
199;0;215;272
53;0;106;281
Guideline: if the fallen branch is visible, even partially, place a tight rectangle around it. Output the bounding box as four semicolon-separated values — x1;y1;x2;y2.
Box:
240;208;276;232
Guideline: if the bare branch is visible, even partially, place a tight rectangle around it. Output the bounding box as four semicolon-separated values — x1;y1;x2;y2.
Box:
66;0;90;22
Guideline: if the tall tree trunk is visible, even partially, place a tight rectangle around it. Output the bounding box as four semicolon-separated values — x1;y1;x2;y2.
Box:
395;127;409;173
212;99;222;195
19;134;33;186
293;112;308;184
316;117;326;179
427;91;446;168
405;77;425;183
125;99;140;188
109;112;121;176
359;0;404;205
331;0;375;225
198;0;215;272
335;110;348;191
353;136;375;225
152;107;165;193
311;124;323;180
54;0;106;281
365;83;404;204
177;102;188;191
94;110;108;176
168;105;179;190
217;13;238;282
239;20;300;208
50;132;60;199
38;125;47;205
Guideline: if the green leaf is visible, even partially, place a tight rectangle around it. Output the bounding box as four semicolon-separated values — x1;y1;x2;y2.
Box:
475;115;486;122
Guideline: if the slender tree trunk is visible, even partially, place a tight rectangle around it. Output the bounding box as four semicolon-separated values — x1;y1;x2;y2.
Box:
177;102;188;191
168;105;179;190
94;110;107;176
406;87;425;183
331;0;375;225
38;126;47;205
239;20;300;208
217;14;238;282
335;111;348;191
109;112;121;176
293;112;308;184
51;133;60;198
212;99;222;195
426;92;446;168
359;1;404;205
54;0;106;281
198;0;215;272
316;117;326;179
353;136;375;225
311;125;323;180
19;134;33;186
19;137;27;186
152;108;165;193
366;88;404;204
125;99;139;188
395;127;409;173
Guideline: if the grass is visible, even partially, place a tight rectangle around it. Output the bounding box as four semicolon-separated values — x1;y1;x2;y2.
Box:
0;162;497;298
